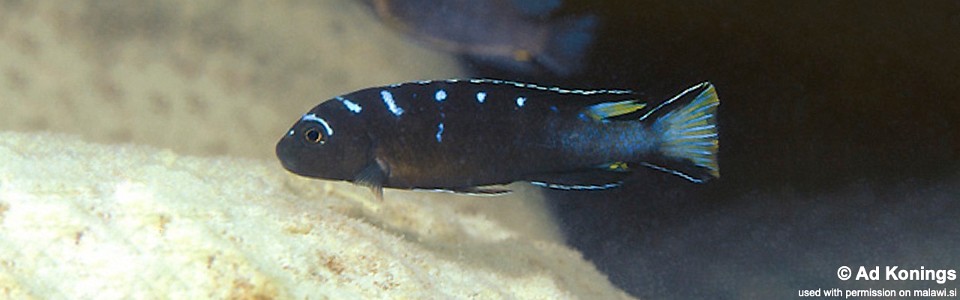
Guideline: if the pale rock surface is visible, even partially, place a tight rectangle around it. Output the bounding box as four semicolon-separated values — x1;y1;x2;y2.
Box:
0;132;633;299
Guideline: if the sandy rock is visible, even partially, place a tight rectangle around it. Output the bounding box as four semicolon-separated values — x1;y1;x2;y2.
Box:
0;132;632;299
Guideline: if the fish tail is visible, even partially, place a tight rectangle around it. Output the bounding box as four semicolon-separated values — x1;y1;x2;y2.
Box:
641;82;720;183
537;15;597;76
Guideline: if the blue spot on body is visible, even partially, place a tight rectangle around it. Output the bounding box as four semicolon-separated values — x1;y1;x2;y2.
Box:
435;123;445;142
337;96;362;113
476;91;487;103
550;106;558;112
516;96;527;107
435;89;447;102
380;90;404;116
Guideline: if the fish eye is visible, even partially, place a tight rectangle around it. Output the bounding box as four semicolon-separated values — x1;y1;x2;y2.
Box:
303;127;324;144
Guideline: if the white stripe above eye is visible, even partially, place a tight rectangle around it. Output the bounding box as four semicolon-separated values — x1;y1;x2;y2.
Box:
301;113;333;136
380;90;404;116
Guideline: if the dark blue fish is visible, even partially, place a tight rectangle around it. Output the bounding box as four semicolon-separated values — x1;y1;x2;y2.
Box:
276;79;720;198
371;0;596;75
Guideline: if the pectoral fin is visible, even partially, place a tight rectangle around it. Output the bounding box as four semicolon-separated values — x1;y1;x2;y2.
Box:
354;158;389;200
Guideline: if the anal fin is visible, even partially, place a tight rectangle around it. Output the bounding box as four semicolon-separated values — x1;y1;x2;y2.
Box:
457;187;512;196
412;186;512;197
530;181;621;191
525;170;626;191
639;161;707;184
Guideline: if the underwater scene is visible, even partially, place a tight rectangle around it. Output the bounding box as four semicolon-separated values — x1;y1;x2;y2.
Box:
0;0;958;299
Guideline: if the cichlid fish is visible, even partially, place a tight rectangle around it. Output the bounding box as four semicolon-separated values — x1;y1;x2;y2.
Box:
276;79;719;198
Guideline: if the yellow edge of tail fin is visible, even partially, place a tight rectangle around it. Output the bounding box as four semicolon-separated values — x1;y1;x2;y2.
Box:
655;82;720;180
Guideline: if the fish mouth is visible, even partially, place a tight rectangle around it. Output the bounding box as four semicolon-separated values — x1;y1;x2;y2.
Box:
278;156;299;173
275;137;327;179
275;139;300;173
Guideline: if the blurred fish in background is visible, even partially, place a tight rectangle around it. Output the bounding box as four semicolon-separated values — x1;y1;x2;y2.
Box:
370;0;597;76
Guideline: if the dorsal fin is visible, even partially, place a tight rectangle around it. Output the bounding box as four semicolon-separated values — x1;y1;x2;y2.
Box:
582;100;647;121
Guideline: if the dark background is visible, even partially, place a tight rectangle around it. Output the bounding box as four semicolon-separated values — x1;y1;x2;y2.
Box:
472;1;960;298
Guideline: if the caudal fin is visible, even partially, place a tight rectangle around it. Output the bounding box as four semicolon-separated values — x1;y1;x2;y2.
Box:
641;82;720;183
